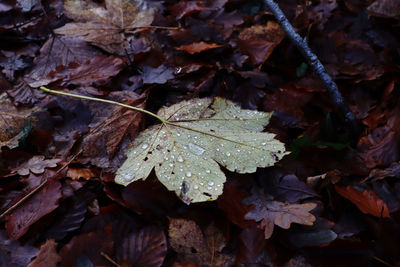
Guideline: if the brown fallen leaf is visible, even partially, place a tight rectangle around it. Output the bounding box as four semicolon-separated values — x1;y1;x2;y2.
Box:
168;218;233;266
237;21;285;65
24;36;101;88
30;55;125;88
55;0;155;55
66;168;96;180
27;239;61;267
6;180;62;240
243;188;317;239
13;156;61;176
80;91;146;168
176;42;223;54
335;185;390;218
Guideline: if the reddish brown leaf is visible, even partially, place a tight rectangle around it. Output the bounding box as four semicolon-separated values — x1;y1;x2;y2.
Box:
217;180;256;229
243;188;317;239
176;42;223;54
34;55;125;87
25;36;100;87
6;180;62;239
168;1;207;19
335;185;390;218
237;22;285;65
59;225;114;267
27;239;61;267
116;226;167;267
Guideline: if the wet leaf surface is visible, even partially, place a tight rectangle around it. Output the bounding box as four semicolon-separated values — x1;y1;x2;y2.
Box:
116;97;288;203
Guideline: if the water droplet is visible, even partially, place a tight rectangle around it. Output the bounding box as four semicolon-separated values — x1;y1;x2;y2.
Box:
176;133;181;137
207;186;212;190
226;152;231;156
186;172;192;177
198;102;202;106
216;148;220;151
177;156;184;162
168;163;174;167
194;136;198;139
141;143;149;149
164;156;169;161
200;182;204;185
217;184;221;187
208;181;214;186
187;134;191;138
188;143;205;155
194;184;199;189
205;169;211;173
261;142;266;146
237;149;241;152
183;145;188;150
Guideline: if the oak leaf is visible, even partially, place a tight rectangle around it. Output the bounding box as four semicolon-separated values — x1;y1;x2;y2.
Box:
115;97;288;203
243;188;317;239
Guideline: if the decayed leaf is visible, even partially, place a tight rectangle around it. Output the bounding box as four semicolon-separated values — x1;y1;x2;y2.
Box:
14;155;61;176
168;218;232;266
0;93;49;149
54;0;155;55
115;97;289;203
243;188;317;239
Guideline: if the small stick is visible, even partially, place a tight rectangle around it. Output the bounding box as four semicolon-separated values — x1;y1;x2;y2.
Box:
263;0;360;137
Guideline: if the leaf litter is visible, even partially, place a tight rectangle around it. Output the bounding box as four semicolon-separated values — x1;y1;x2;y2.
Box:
116;97;289;203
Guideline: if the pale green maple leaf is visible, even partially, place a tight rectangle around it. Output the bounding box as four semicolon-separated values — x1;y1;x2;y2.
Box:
115;97;289;204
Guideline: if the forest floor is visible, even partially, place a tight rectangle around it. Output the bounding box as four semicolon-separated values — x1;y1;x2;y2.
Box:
0;0;400;266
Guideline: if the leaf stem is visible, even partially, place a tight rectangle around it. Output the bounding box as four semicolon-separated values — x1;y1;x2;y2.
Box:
39;86;167;124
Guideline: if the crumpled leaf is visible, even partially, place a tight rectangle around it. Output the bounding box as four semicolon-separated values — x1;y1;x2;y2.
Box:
243;188;317;239
13;155;61;176
168;218;233;266
115;97;289;203
54;0;155;55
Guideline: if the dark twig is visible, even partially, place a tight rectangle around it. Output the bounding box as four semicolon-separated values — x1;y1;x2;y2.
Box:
263;0;360;137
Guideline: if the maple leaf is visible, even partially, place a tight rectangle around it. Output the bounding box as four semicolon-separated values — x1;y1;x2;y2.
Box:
115;97;289;203
243;188;317;239
54;0;155;55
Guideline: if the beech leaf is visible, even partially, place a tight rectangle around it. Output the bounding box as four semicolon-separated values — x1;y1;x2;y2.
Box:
115;97;289;203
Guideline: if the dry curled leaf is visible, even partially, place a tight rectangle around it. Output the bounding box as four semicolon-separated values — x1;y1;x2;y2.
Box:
55;0;155;55
115;97;288;203
243;188;317;239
